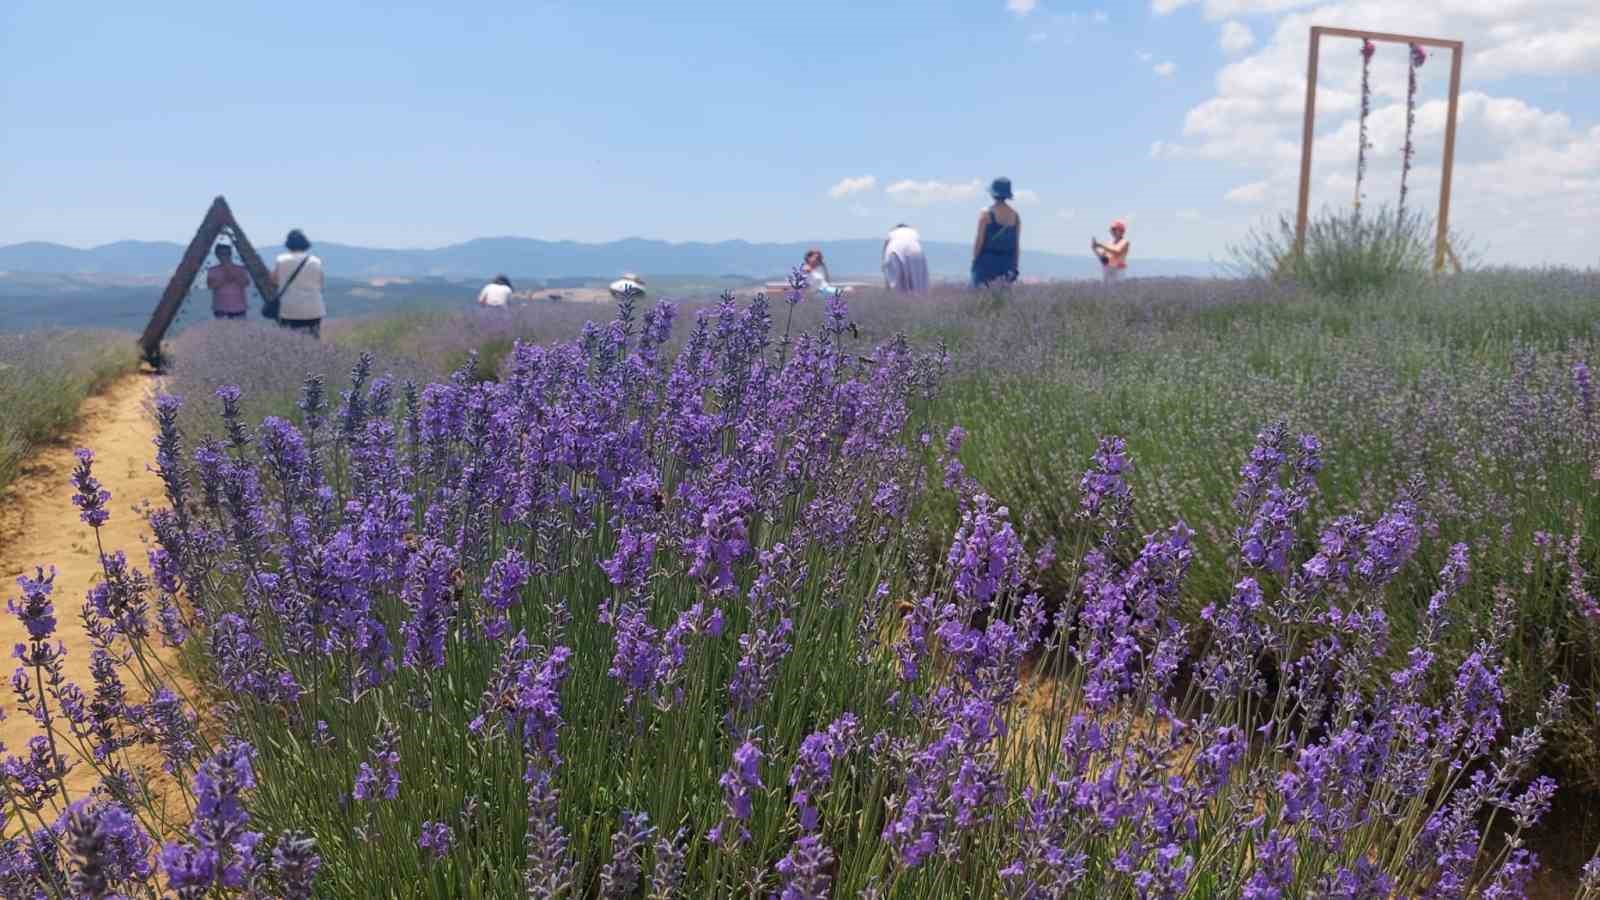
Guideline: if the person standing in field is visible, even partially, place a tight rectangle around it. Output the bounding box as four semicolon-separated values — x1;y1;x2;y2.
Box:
1092;219;1130;282
882;224;929;295
206;244;250;319
270;229;326;338
478;274;513;308
971;178;1021;288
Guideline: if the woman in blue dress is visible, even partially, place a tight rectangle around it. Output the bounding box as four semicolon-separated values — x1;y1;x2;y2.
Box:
971;177;1021;288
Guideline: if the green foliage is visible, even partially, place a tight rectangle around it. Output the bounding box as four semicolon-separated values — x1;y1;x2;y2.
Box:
933;271;1600;787
0;329;137;493
1232;205;1450;297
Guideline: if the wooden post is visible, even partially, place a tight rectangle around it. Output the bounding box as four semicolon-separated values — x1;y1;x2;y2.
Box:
1435;44;1464;274
1293;28;1322;262
137;196;275;366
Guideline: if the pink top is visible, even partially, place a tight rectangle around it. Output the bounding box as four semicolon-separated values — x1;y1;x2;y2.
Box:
207;263;250;314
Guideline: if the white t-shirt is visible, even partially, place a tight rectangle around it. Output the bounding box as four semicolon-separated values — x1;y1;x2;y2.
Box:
272;252;326;321
478;283;512;307
608;278;646;300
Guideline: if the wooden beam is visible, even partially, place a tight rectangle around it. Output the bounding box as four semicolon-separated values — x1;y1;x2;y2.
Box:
139;197;229;364
1435;44;1464;274
1310;25;1462;51
220;216;275;305
1294;28;1322;261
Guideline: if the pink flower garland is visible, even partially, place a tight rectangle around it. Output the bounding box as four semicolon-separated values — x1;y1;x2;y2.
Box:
1355;40;1376;215
1398;43;1427;224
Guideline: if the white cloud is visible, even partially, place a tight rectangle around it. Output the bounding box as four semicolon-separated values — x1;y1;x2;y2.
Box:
1224;181;1271;203
1138;50;1155;62
1177;208;1204;220
1154;1;1600;263
1014;189;1042;205
826;175;877;199
1057;209;1077;219
1152;0;1318;19
1092;9;1109;22
1154;61;1179;76
885;178;986;206
1029;31;1050;42
1219;20;1255;53
1007;0;1038;15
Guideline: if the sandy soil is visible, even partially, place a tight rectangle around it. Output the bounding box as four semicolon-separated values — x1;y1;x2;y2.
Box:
0;372;189;825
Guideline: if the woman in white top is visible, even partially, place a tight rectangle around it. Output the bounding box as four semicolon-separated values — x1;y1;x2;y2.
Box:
478;274;514;308
882;224;929;295
270;229;326;338
802;249;847;299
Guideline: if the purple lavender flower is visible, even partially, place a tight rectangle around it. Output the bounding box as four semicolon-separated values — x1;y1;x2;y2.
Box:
686;493;751;595
708;740;764;848
788;713;861;831
1078;436;1133;533
417;821;453;862
479;548;530;641
524;766;575;898
946;494;1025;611
9;567;57;642
599;811;655;899
352;720;401;803
647;828;687;900
269;831;320;899
1240;831;1296;900
64;801;154;897
728;618;794;718
601;528;658;598
162;740;264;892
69;449;112;528
774;834;835;900
399;538;460;670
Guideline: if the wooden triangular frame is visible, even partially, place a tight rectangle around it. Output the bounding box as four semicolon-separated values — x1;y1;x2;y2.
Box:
138;196;275;366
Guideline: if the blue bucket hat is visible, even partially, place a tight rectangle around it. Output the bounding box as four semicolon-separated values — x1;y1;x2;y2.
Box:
990;177;1013;201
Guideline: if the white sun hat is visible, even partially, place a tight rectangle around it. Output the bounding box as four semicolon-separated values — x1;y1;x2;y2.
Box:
608;273;647;300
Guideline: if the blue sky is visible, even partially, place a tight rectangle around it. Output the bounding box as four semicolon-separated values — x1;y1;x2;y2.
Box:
2;1;1597;265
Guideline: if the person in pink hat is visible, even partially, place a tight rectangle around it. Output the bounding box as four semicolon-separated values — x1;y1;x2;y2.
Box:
1092;220;1130;282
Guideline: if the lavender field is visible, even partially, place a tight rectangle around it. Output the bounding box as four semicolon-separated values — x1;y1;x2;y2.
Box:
5;272;1600;897
0;330;135;493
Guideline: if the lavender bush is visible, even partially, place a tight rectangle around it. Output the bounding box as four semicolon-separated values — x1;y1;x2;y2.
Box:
5;280;1599;896
0;329;136;492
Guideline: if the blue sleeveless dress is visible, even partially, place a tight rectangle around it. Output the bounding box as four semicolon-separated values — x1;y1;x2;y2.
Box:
971;210;1020;287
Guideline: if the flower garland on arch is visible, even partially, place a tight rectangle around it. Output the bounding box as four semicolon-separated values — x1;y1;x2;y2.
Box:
1398;42;1427;225
1355;39;1376;217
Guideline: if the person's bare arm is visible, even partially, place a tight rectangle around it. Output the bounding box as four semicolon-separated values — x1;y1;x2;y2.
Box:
972;211;989;261
1108;239;1129;262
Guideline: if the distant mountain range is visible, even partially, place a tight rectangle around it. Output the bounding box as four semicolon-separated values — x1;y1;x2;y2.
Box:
0;236;1222;281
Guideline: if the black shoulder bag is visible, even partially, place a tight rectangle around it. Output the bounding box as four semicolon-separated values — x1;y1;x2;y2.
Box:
264;255;312;321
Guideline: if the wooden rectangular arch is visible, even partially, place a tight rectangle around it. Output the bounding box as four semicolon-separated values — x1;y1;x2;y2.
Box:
1293;26;1465;274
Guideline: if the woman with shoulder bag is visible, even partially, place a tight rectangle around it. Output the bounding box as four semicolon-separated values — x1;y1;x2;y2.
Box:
269;229;326;338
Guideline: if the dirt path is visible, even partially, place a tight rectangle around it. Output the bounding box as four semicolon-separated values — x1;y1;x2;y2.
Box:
0;372;188;821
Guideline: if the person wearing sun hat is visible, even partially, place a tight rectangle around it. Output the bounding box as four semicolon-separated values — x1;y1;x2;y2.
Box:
971;177;1021;288
1092;219;1130;282
608;273;647;301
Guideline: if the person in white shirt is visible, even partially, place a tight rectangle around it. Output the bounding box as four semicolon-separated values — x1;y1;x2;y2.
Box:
881;224;929;295
270;229;326;338
608;273;647;301
478;274;513;308
802;249;847;299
